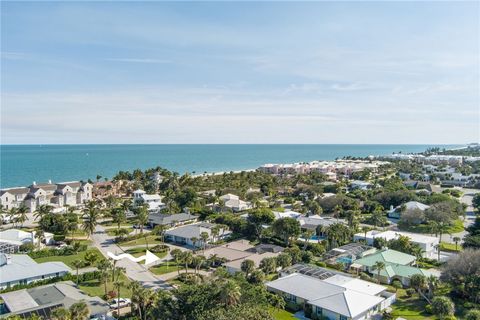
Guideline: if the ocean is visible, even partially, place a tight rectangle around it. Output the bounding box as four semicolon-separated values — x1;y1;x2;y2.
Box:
0;144;459;188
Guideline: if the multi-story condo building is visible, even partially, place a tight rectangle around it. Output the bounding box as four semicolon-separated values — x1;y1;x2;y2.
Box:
0;181;93;212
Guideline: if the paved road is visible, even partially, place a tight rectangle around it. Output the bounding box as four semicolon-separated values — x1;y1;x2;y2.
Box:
92;225;172;291
440;187;478;243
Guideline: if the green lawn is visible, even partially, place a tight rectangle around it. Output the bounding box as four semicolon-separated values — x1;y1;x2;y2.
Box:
79;271;132;298
117;234;163;247
33;248;102;268
270;308;297;320
106;227;133;236
440;241;463;252
400;219;464;234
124;247;167;261
149;260;182;275
390;289;433;320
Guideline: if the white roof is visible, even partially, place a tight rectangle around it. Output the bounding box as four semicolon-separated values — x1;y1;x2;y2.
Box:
323;274;386;296
309;289;384;318
0;290;39;312
220;193;239;200
397;201;430;211
273;210;302;220
133;189;146;194
142;194;162;201
266;273;385;318
0;229;34;246
355;230;438;244
0;254;71;285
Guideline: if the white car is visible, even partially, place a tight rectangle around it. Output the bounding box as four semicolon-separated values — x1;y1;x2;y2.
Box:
108;298;131;309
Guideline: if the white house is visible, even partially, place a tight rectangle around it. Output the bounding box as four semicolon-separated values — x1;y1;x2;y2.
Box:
165;222;231;248
0;253;70;289
133;189;165;213
273;210;302;220
266;272;395;320
387;201;430;219
0;229;54;252
353;230;439;259
219;194;252;212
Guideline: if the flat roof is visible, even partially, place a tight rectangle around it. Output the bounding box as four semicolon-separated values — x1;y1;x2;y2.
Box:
0;290;38;313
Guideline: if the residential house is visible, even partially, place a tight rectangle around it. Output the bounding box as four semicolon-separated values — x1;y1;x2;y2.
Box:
297;215;336;236
148;212;198;228
349;180;372;191
266;271;395;320
164;223;231;248
350;249;438;286
0;254;70;289
272;210;302;220
0;281;109;319
0;229;54;253
133;189;165;213
218;194;252;212
387;201;430;219
353;230;439;259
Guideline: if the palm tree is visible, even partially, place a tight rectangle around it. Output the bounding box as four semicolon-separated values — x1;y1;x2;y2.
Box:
72;259;83;286
9;208;18;227
192;255;206;275
82;201;99;238
69;301;90;320
427;275;439;299
135;205;149;234
51;307;71;320
114;280;125;316
35;230;45;248
170;248;182;275
372;261;386;284
453;236;461;251
34;204;53;221
211;225;220;243
218;280;241;307
182;251;193;273
97;259;111;296
200;231;209;253
16;205;28;227
190;237;198;249
302;230;314;251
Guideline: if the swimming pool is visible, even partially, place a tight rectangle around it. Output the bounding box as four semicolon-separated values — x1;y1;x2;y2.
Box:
336;256;353;264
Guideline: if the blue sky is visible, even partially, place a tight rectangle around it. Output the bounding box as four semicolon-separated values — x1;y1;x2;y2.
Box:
1;1;479;144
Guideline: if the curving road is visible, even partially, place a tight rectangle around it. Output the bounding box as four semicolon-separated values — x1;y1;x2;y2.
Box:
91;225;172;291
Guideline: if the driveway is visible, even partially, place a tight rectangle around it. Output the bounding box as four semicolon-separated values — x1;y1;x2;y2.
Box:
92;225;172;291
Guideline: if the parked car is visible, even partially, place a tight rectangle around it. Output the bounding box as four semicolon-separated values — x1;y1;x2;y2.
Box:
109;298;131;309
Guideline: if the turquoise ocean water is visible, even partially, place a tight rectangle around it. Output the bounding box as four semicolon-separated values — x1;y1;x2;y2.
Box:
0;144;459;188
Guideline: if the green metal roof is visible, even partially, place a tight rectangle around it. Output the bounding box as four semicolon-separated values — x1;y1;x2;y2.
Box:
354;249;416;267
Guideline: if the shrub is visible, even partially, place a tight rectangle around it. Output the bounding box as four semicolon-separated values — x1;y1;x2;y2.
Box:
150;244;170;253
406;288;416;297
465;309;480;320
53;234;66;242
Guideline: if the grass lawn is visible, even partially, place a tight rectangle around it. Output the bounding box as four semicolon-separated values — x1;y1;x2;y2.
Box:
149;260;182;275
124;247;167;261
79;271;132;298
400;219;464;234
440;241;463;252
106;227;133;236
33;248;102;268
269;308;297;320
117;234;163;247
390;289;433;320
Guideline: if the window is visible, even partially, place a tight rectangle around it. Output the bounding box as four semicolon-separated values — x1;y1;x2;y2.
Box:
316;306;323;315
339;316;348;320
285;294;296;303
